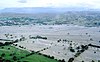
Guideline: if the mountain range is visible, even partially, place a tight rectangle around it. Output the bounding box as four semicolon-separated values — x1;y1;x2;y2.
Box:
0;7;98;14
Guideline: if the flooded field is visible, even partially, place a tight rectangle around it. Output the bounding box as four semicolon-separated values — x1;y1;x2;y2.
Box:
0;25;100;62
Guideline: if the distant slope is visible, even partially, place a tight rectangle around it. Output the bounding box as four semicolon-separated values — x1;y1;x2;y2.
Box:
0;7;92;14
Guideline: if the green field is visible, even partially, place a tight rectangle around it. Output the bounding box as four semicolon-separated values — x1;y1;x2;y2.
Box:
0;45;58;62
20;54;58;62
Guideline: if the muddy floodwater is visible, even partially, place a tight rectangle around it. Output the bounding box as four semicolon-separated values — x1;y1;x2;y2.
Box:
0;25;100;62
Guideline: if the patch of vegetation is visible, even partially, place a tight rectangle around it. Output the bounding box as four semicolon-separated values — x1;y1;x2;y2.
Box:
0;45;29;61
0;45;58;62
29;35;47;40
70;48;75;52
20;54;58;62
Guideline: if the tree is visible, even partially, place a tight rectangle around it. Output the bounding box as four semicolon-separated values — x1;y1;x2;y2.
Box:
90;38;93;41
12;56;17;61
0;42;3;46
91;60;95;62
51;56;54;59
70;48;75;52
61;59;66;62
82;60;84;62
68;58;74;62
1;53;5;57
86;33;88;35
5;60;11;62
0;56;3;61
1;47;4;49
98;60;100;62
8;48;10;50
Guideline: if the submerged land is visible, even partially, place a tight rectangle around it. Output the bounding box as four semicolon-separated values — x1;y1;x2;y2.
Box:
0;11;100;62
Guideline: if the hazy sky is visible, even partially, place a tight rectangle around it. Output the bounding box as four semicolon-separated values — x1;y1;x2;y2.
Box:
0;0;100;9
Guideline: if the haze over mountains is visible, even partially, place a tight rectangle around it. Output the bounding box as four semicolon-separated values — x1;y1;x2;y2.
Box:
0;7;100;27
0;7;99;14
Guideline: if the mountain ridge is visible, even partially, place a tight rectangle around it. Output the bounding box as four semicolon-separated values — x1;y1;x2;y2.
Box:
0;7;97;14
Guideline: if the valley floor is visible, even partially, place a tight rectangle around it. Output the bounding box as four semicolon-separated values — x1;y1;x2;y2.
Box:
0;24;100;62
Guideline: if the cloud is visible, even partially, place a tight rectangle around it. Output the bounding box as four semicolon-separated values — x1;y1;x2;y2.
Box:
18;0;27;3
0;0;100;9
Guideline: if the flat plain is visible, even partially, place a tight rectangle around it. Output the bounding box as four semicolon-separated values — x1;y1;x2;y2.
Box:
0;24;100;62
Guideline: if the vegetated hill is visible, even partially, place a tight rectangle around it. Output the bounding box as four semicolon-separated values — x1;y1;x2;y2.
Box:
0;11;100;27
